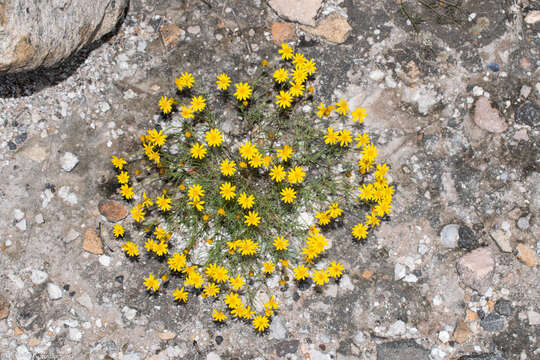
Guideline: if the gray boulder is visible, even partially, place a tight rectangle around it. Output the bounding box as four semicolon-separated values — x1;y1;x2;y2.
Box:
0;0;128;74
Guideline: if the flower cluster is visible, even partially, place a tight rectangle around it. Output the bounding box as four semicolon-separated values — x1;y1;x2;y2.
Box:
108;43;393;333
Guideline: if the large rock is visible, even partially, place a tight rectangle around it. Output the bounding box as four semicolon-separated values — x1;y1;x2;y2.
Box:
268;0;323;26
300;12;352;44
0;0;128;74
457;247;495;293
473;97;507;133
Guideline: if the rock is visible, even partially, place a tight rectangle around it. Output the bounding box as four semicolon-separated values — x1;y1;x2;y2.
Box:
401;85;438;115
394;263;406;280
457;247;495;293
123;354;142;360
30;270;48;285
473;97;507;133
122;306;137;321
494;299;513;316
376;339;429;360
527;310;540;325
58;186;78;205
268;0;323;26
0;0;129;73
438;330;450;343
99;255;111;267
353;331;365;346
458;225;479;250
431;348;447;360
34;214;44;224
76;293;93;310
440;224;459;248
83;229;103;255
68;327;82;342
480;313;505;332
15;345;32;360
516;244;537;267
60;152;79;172
269;316;287;340
275;340;300;357
472;86;484;97
271;22;296;45
13;208;25;221
300;12;352;44
385;76;397;88
403;274;418;283
64;229;80;244
524;10;540;24
453;320;472;343
15;219;27;231
206;352;221;360
514;101;539;127
21;143;49;162
159;331;176;340
47;283;63;300
516;216;529;230
490;229;512;253
309;349;331;360
387;320;406;337
98;200;128;222
458;354;506;360
0;296;9;320
369;69;385;82
465;309;479;322
520;85;531;99
339;274;354;291
215;335;223;345
187;25;200;35
487;62;500;72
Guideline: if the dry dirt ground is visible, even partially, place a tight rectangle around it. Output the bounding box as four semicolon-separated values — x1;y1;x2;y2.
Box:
0;0;539;359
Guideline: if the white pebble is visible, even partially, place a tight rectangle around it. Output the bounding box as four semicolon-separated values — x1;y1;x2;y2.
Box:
68;328;82;342
47;283;63;300
99;255;111;267
60;152;80;172
30;270;48;285
13;208;25;221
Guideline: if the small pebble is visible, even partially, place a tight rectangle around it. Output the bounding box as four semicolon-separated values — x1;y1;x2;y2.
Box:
517;216;529;230
440;224;459;248
487;62;500;72
13;209;25;221
30;270;48;285
215;335;223;345
34;214;44;224
60;152;80;172
47;283;63;300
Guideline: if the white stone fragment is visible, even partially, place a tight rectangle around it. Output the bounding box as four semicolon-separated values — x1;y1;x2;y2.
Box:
47;283;63;300
60;152;79;172
13;209;25;221
30;270;48;285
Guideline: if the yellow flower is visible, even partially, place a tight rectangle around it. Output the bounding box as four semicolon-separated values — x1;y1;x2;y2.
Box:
287;166;305;184
262;155;273;168
239;141;258;160
261;59;268;67
292;53;306;66
312;268;330;286
316;103;327;118
265;295;280;310
351;106;367;123
220;159;236;176
190;142;207;159
154;241;169;256
293;264;310;280
188;96;205;112
145;239;157;252
262;261;275;274
327;261;344;278
205;128;223;147
131;204;146;222
188;184;205;201
324;127;339;145
269;164;286;182
233;82;252;101
212;309;228;322
252;315;269;332
239;161;248;168
302;58;317;75
354;132;370;148
374;163;389;179
275;90;293;108
335;98;349;115
291;67;307;84
116;171;129;185
217;208;226;216
239;239;259;256
168;253;187;272
144;274;160;292
358;157;374;174
203;282;220;297
181;105;194;119
219;182;237;200
141;192;153;208
154;225;167;241
173;287;188;302
244;211;261;227
225;292;242;309
113;224;125;238
276;145;293;162
120;184;134;200
289;81;304;97
185;271;205;288
237;192;255;209
228;274;245;291
315;211;331;226
273;236;289;251
278;43;293;60
158;96;174;114
122;242;139;257
337;130;352;147
188;198;205;211
365;212;381;228
273;68;289;84
216;73;231;90
362;144;379;162
352;222;368;240
111;156;127;170
175;72;194;91
156;194;172;211
280;187;297;204
328;203;343;218
249;153;264;168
